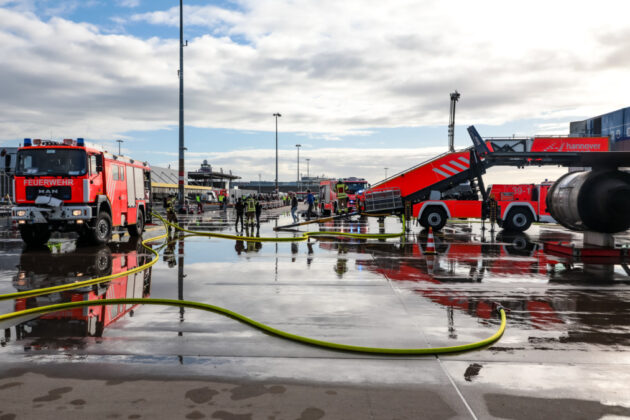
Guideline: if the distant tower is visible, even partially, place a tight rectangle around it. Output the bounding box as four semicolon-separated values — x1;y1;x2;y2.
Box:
448;91;460;152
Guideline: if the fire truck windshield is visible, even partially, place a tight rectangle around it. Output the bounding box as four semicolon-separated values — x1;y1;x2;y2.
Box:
346;182;367;194
16;148;87;176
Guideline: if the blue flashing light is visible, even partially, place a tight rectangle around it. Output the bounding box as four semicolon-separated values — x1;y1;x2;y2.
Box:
77;137;85;146
23;138;32;147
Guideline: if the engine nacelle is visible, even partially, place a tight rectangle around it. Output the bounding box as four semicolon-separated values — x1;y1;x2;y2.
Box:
546;170;630;233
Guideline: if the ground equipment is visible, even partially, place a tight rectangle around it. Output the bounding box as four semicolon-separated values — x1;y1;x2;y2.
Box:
362;126;630;234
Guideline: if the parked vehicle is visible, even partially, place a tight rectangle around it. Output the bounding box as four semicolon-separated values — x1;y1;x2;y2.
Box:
319;177;369;215
414;182;555;232
12;138;151;246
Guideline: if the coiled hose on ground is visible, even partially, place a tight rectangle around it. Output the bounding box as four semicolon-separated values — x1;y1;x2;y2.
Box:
0;213;506;355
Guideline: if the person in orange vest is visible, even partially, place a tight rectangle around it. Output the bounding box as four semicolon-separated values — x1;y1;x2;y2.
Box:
335;179;349;214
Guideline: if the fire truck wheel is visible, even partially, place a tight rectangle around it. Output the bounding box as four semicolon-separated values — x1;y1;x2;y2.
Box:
18;224;51;247
91;212;112;244
128;209;144;237
420;207;447;231
504;208;533;232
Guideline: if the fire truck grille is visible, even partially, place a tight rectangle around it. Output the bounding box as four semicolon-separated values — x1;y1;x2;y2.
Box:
26;186;72;201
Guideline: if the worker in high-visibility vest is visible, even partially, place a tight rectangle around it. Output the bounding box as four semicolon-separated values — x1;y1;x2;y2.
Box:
166;194;178;230
335;179;349;214
195;194;203;214
245;195;257;227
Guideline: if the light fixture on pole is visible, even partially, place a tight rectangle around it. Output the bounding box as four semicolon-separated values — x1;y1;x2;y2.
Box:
295;144;301;192
116;139;123;155
384;167;388;179
258;173;261;194
273;113;282;194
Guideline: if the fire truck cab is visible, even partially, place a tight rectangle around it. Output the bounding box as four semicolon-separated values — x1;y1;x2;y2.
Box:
319;177;369;215
415;182;554;232
12;138;151;246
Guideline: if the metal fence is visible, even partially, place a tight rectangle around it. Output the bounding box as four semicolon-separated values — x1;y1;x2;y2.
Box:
364;188;403;213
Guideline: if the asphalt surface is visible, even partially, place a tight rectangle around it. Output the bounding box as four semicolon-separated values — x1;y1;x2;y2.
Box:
0;205;629;419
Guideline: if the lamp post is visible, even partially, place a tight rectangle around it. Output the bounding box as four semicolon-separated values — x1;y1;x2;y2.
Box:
273;113;281;194
258;173;261;194
305;158;310;190
384;167;388;179
178;0;187;208
295;144;301;192
116;139;123;155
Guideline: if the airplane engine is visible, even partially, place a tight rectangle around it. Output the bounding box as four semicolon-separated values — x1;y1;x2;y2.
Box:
546;170;630;233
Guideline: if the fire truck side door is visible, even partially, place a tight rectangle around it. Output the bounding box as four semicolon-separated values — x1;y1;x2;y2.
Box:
126;166;136;208
89;154;104;198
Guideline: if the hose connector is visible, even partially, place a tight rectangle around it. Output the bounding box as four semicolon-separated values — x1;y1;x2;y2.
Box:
493;302;507;315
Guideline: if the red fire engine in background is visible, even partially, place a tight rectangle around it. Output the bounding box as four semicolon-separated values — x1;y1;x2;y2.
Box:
12;138;151;246
319;177;369;215
414;182;555;232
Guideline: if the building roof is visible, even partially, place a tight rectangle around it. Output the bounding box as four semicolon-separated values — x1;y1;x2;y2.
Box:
151;166;180;184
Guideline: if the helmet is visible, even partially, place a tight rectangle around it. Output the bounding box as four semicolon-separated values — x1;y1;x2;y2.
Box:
338;178;343;183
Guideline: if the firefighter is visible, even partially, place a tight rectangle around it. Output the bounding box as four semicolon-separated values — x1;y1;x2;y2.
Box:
245;195;257;227
255;198;263;227
218;193;225;210
335;179;349;215
195;194;203;214
166;194;178;230
234;197;245;230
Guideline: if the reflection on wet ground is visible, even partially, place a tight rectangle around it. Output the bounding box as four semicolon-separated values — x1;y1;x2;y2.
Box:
0;206;629;418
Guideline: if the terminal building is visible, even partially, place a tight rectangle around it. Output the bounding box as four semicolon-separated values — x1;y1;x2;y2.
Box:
150;161;240;202
570;106;630;151
233;175;331;194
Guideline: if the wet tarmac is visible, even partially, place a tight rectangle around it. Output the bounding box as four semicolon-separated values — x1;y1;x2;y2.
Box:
0;205;629;419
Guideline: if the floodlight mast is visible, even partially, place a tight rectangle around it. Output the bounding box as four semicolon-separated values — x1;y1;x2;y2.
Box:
448;91;460;152
178;0;186;207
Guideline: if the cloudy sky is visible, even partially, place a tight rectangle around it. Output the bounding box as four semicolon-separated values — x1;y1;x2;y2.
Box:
1;0;629;184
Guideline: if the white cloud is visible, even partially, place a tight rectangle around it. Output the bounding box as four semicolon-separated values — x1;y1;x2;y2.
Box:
152;145;568;187
1;0;630;182
117;0;140;8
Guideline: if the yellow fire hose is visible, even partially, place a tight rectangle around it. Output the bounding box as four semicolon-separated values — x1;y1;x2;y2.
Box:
154;212;406;242
0;214;507;355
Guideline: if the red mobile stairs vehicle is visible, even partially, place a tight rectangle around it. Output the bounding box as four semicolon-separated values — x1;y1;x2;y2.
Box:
363;126;630;234
12;138;152;246
319;177;369;215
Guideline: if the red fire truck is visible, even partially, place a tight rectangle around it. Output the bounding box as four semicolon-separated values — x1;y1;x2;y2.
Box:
319;177;369;215
11;138;151;246
414;182;555;232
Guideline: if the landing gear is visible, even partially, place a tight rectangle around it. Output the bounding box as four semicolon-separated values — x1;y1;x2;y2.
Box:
18;224;51;247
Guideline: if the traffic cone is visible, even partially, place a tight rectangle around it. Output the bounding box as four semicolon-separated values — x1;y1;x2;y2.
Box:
425;227;437;255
